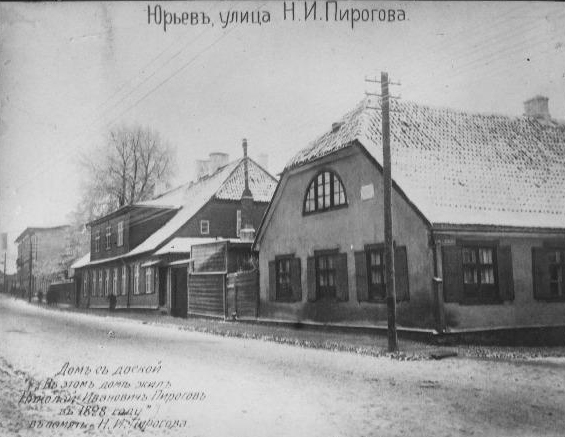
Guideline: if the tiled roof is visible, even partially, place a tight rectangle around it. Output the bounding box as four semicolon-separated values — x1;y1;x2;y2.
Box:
285;98;565;229
128;157;277;257
215;159;278;202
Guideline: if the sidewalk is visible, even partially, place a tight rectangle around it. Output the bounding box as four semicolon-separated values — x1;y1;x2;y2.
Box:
5;294;565;361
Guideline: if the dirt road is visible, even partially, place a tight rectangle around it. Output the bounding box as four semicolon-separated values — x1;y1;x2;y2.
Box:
1;295;564;437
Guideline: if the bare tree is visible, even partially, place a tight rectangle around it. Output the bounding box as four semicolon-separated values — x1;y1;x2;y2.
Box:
78;125;175;220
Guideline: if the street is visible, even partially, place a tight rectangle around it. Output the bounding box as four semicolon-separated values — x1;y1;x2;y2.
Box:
1;295;564;437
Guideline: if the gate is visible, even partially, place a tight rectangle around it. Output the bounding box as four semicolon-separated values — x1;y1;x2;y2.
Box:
226;270;259;319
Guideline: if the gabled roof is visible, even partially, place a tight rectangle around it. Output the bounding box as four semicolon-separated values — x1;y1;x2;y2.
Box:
126;157;277;257
285;98;565;229
15;225;70;243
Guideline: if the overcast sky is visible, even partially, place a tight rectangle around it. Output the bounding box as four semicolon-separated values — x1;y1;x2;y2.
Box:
1;1;564;272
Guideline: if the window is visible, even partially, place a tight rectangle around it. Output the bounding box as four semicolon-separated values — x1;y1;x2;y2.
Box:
304;170;347;214
355;245;409;303
533;246;565;300
236;210;242;237
316;253;337;299
276;258;292;301
113;268;118;295
307;251;349;302
92;270;96;296
105;225;111;250
117;221;124;247
98;270;103;297
105;269;110;296
461;246;496;301
548;250;565;297
83;272;88;297
145;268;153;294
200;220;210;235
367;248;385;301
94;230;101;253
442;243;513;304
134;264;140;295
269;256;302;302
122;267;127;296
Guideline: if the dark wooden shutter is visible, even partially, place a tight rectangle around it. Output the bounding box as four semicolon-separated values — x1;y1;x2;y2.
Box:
496;245;514;301
268;261;276;301
290;257;302;302
307;256;317;302
355;251;368;302
442;246;463;303
335;253;349;301
532;247;550;299
394;246;409;302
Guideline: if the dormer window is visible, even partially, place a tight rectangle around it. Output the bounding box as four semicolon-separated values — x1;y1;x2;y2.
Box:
304;170;347;214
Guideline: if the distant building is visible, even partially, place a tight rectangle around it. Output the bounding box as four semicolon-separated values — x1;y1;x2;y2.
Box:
72;140;277;315
15;225;71;298
254;95;565;333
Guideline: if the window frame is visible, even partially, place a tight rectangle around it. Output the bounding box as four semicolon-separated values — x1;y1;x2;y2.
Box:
105;225;112;250
94;230;101;253
145;267;153;294
547;247;565;299
117;221;124;247
121;267;127;296
200;220;210;235
314;249;339;300
113;267;118;295
134;264;140;295
275;255;294;302
365;245;386;302
458;240;500;304
83;272;88;297
303;170;348;216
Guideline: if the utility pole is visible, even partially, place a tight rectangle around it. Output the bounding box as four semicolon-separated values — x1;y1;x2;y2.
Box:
381;71;398;352
365;72;401;352
28;234;33;303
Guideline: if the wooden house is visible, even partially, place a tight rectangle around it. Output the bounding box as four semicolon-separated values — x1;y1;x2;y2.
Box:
253;95;565;333
72;141;277;315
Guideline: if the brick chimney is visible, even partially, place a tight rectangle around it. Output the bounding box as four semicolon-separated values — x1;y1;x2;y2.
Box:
524;95;550;119
240;139;255;242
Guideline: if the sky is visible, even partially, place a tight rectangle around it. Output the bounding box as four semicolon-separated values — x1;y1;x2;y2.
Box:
0;1;564;273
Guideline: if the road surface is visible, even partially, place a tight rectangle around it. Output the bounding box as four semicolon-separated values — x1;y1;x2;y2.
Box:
1;295;564;437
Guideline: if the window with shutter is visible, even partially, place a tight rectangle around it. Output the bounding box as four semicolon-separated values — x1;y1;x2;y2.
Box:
357;245;409;303
275;256;293;301
443;242;508;304
533;247;565;301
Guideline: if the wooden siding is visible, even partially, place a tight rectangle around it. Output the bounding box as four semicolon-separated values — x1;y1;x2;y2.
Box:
175;199;268;239
226;270;259;318
90;207;176;262
188;274;225;317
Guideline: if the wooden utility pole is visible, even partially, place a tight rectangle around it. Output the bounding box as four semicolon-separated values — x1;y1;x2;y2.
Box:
381;71;398;352
28;235;33;303
365;71;400;352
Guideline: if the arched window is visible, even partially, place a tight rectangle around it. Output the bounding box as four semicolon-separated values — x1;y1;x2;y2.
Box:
304;170;347;214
